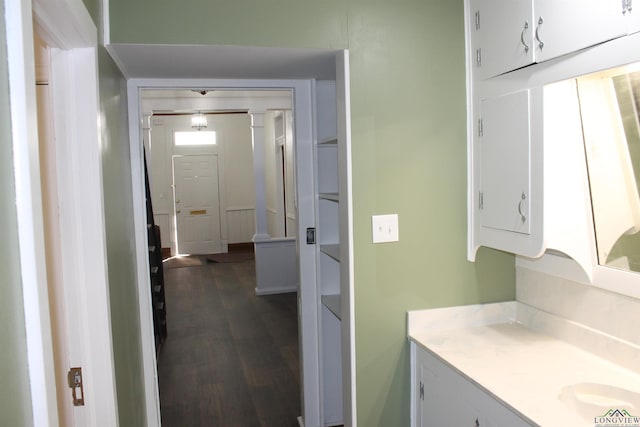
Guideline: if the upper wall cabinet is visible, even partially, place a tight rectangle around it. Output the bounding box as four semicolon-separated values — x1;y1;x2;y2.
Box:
473;87;545;258
479;90;532;236
471;0;534;80
471;0;631;79
534;0;627;63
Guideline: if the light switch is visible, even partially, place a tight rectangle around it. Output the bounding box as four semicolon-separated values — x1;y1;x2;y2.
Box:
372;214;399;243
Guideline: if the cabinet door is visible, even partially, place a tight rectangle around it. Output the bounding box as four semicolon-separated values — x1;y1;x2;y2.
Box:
421;363;479;426
479;90;531;235
414;345;533;427
534;0;628;63
472;0;534;79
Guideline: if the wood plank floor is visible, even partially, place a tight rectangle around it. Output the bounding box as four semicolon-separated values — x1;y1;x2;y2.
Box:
157;258;301;427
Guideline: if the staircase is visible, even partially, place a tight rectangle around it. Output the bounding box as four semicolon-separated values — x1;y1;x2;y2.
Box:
144;150;167;352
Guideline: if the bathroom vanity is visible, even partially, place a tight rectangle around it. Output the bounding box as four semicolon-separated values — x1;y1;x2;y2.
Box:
408;303;640;427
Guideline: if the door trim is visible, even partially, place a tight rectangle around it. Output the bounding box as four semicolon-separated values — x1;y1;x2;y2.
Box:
127;78;321;426
7;0;118;425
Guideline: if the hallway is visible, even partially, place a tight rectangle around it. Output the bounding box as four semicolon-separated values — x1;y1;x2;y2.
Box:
157;256;300;427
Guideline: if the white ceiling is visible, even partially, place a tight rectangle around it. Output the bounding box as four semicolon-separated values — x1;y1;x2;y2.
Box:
109;44;338;80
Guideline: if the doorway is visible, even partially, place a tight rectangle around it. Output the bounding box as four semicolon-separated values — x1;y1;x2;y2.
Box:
133;84;318;424
126;67;355;426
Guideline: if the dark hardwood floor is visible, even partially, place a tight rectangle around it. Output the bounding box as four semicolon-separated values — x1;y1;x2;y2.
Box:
157;257;301;427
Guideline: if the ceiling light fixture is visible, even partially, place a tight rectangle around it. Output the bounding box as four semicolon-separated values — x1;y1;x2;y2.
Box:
191;112;207;131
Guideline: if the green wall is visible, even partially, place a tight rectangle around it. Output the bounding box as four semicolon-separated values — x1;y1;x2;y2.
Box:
85;0;148;425
109;0;515;425
98;49;147;427
0;0;35;424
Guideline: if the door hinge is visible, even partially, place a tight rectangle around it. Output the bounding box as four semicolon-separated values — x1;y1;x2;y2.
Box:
475;11;481;30
479;191;484;210
419;381;424;400
478;118;484;137
476;48;482;67
67;367;85;406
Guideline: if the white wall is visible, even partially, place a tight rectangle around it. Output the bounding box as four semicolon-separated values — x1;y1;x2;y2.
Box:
147;113;256;249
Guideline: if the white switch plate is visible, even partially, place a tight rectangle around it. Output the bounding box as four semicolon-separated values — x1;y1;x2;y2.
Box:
372;214;399;243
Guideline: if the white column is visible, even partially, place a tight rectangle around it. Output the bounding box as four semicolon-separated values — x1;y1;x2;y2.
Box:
250;111;270;241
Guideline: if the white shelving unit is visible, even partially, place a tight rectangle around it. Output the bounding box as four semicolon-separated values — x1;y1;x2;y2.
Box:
315;81;347;426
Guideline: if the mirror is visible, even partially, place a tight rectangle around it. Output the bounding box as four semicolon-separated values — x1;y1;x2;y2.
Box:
574;62;640;272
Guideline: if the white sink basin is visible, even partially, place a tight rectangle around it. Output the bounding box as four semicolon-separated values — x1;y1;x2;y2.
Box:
559;383;640;422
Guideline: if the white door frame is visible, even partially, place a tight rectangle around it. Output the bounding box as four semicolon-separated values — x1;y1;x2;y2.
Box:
127;78;321;426
167;124;226;255
6;0;118;425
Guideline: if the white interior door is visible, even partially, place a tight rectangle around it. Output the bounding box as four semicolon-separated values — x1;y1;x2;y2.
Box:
34;33;79;427
173;154;222;254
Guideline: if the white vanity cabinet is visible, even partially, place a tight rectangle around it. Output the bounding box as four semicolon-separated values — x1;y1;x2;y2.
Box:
471;0;630;79
411;342;532;427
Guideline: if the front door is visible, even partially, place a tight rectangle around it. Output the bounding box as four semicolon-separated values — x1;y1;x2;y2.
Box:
173;154;222;254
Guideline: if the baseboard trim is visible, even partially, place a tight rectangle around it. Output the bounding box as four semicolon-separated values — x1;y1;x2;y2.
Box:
228;242;254;253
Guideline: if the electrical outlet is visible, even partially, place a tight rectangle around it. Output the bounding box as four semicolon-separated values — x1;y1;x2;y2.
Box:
372;214;399;243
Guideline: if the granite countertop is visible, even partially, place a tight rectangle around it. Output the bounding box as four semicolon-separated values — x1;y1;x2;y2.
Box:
409;306;640;426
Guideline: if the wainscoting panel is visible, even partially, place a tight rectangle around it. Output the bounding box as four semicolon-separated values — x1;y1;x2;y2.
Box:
226;207;256;243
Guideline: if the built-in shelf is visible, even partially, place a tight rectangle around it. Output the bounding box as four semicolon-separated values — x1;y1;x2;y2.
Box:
319;137;338;145
319;192;339;201
320;244;340;261
321;294;342;320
